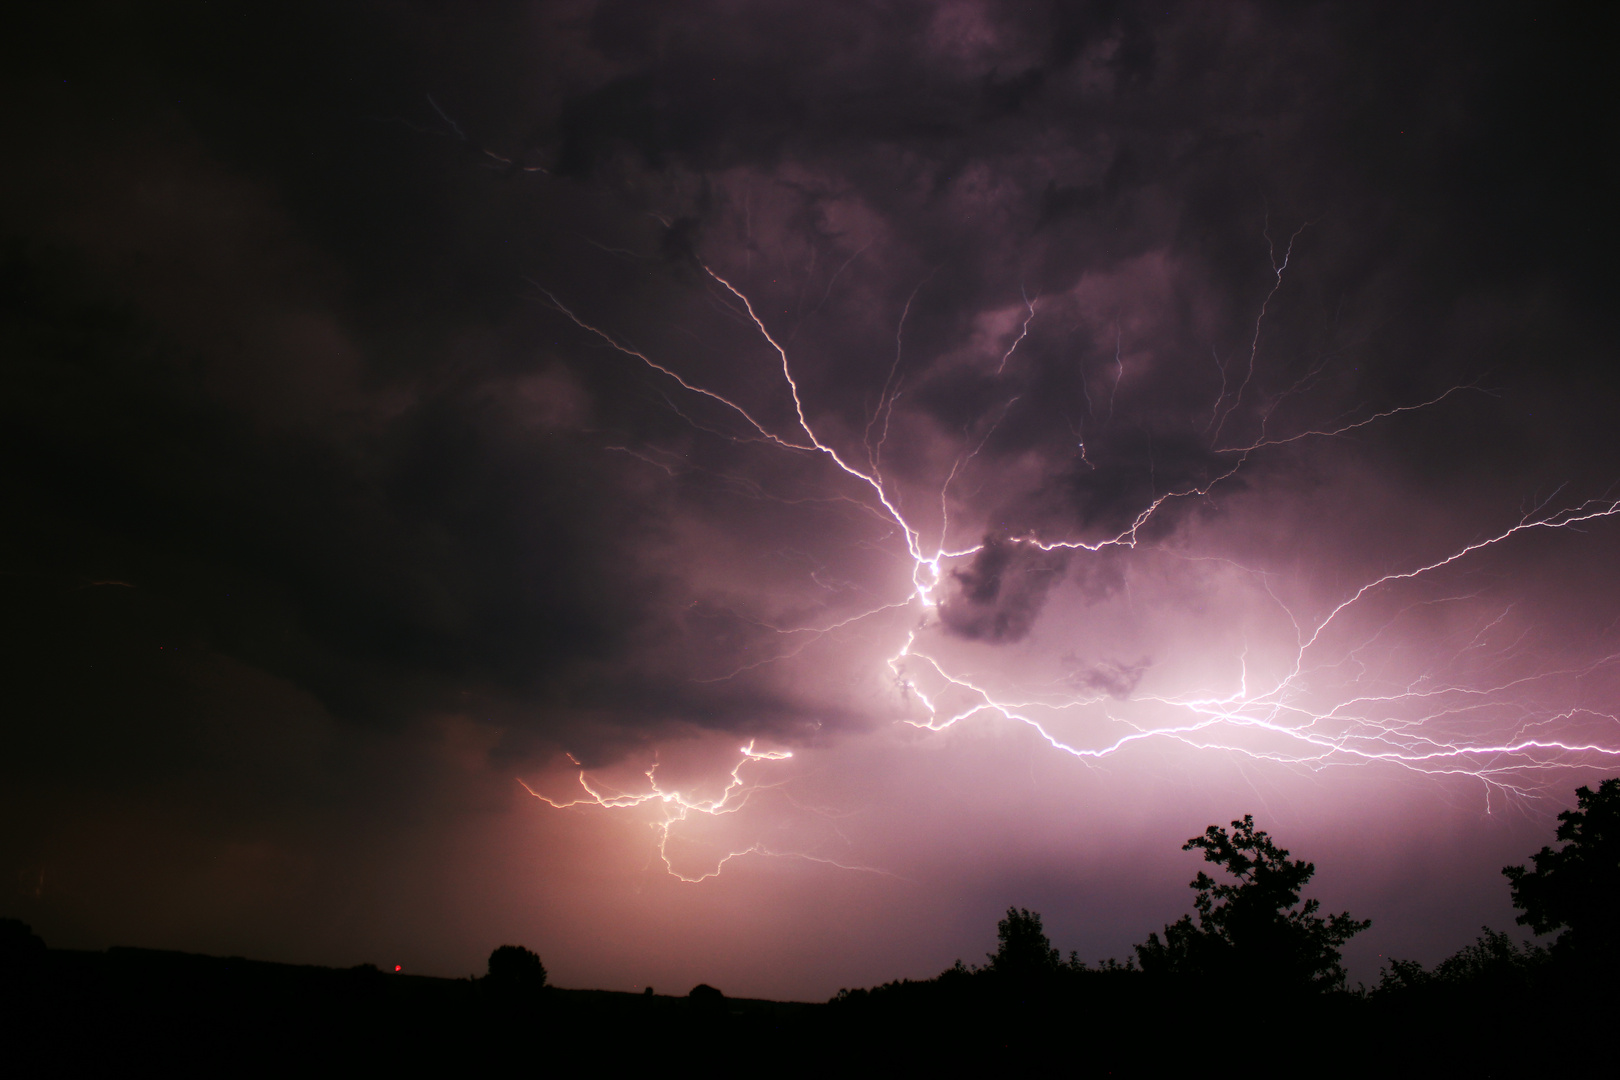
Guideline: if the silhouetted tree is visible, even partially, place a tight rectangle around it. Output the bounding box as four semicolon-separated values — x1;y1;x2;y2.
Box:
1503;777;1620;962
688;983;726;1018
485;945;547;997
986;907;1061;979
1136;815;1370;992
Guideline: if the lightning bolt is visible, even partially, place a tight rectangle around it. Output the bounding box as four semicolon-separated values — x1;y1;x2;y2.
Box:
1209;218;1309;442
521;742;895;882
995;286;1038;374
528;238;1620;879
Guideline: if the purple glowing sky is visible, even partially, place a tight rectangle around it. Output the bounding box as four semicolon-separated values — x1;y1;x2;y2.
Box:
3;2;1616;1000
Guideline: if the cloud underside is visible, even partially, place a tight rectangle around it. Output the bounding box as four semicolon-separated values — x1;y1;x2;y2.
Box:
2;0;1614;797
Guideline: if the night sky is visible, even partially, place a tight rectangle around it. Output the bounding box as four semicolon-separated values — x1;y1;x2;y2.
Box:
4;2;1617;1000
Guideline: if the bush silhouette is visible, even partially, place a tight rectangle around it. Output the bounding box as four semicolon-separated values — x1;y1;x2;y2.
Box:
485;945;547;996
0;919;46;963
1376;927;1547;995
1136;814;1369;992
688;983;726;1016
1503;777;1620;963
0;919;46;994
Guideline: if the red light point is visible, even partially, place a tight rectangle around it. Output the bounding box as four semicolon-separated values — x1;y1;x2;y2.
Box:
394;965;402;972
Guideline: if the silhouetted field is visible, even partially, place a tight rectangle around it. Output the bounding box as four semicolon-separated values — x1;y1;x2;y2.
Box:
6;943;827;1070
4;931;1607;1074
7;781;1615;1072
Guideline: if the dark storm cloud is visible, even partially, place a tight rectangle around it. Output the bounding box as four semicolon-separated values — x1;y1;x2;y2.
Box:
939;537;1067;644
1064;657;1149;700
3;0;1615;816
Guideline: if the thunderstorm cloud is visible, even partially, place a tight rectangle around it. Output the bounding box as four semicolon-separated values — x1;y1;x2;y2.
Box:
2;2;1615;998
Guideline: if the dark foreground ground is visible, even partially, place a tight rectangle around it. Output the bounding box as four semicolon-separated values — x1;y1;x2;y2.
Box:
4;943;1611;1075
7;945;819;1072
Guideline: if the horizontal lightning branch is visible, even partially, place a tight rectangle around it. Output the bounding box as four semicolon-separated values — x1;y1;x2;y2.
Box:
529;251;1620;878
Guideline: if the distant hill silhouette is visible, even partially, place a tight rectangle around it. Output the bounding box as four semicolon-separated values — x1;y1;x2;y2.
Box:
1;935;815;1071
5;782;1612;1072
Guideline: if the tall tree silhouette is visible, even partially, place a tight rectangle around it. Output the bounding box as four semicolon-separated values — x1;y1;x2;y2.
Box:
986;907;1062;979
1503;777;1620;962
1136;815;1369;992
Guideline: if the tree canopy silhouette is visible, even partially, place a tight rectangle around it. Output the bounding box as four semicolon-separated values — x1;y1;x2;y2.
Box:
986;907;1062;979
687;982;727;1018
1136;814;1369;992
485;945;547;997
1502;777;1620;962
